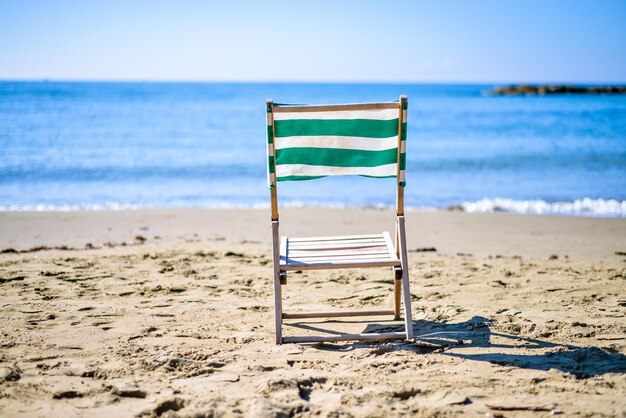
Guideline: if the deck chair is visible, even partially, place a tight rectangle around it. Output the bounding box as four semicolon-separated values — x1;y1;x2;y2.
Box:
266;96;413;344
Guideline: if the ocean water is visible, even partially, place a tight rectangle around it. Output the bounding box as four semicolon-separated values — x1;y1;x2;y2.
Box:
1;82;625;216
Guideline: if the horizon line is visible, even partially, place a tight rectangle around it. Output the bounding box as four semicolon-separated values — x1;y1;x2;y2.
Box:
1;78;626;85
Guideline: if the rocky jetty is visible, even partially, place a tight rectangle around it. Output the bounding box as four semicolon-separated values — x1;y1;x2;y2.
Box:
489;84;626;96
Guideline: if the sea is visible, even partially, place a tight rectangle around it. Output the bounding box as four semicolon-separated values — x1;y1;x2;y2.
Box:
1;82;625;216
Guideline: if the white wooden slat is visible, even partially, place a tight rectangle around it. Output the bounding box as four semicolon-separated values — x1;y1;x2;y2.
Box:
288;250;394;260
289;244;387;253
288;253;397;262
288;233;385;242
289;237;386;247
287;247;390;258
288;241;387;251
288;255;396;265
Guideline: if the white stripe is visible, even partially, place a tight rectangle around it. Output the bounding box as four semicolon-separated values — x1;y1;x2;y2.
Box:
266;113;272;125
273;108;399;121
269;173;276;185
267;142;275;156
400;140;406;153
402;109;407;121
276;163;397;178
399;170;405;183
275;135;398;152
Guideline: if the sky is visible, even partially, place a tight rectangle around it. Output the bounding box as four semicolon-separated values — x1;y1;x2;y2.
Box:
0;0;625;83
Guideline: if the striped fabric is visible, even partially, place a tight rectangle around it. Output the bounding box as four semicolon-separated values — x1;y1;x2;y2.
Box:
266;100;407;188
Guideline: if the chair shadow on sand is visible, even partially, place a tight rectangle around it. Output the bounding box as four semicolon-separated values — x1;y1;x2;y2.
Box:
284;315;626;379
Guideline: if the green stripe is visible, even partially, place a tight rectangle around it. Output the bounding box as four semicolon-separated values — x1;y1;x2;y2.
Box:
275;118;398;138
268;156;275;173
276;147;398;168
277;174;395;182
267;116;275;186
267;126;274;143
400;103;407;186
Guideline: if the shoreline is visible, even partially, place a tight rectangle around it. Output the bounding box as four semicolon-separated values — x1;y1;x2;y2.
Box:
2;196;625;218
1;208;625;260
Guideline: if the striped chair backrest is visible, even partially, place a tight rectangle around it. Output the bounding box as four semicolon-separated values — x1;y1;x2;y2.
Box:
266;98;407;188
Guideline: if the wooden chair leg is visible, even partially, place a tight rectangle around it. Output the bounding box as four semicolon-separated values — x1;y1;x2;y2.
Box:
393;218;402;320
397;216;414;339
272;221;283;344
393;267;402;320
273;271;282;344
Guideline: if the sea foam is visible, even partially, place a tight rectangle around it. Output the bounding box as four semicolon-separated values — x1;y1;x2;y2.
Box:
0;202;142;212
460;197;626;217
1;198;625;217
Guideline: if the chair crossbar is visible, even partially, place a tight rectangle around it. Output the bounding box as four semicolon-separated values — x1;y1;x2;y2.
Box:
273;102;400;113
282;332;407;344
282;258;400;271
282;309;395;319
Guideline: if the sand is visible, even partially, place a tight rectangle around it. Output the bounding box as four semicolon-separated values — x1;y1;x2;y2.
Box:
0;209;625;417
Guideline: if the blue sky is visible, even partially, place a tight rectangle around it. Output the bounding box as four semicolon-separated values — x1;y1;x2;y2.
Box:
0;0;625;83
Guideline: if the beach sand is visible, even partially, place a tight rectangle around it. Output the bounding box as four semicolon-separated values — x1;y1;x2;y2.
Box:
0;209;625;417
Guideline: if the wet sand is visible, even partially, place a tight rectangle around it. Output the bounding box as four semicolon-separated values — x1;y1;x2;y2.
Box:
0;209;625;417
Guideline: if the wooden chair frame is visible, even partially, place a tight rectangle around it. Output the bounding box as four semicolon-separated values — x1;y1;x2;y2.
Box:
267;96;413;344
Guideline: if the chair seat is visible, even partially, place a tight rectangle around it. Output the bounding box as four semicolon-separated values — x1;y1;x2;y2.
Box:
280;232;400;271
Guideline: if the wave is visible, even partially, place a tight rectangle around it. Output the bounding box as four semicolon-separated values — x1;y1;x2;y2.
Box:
0;202;143;211
1;198;625;217
459;198;626;217
0;201;352;212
